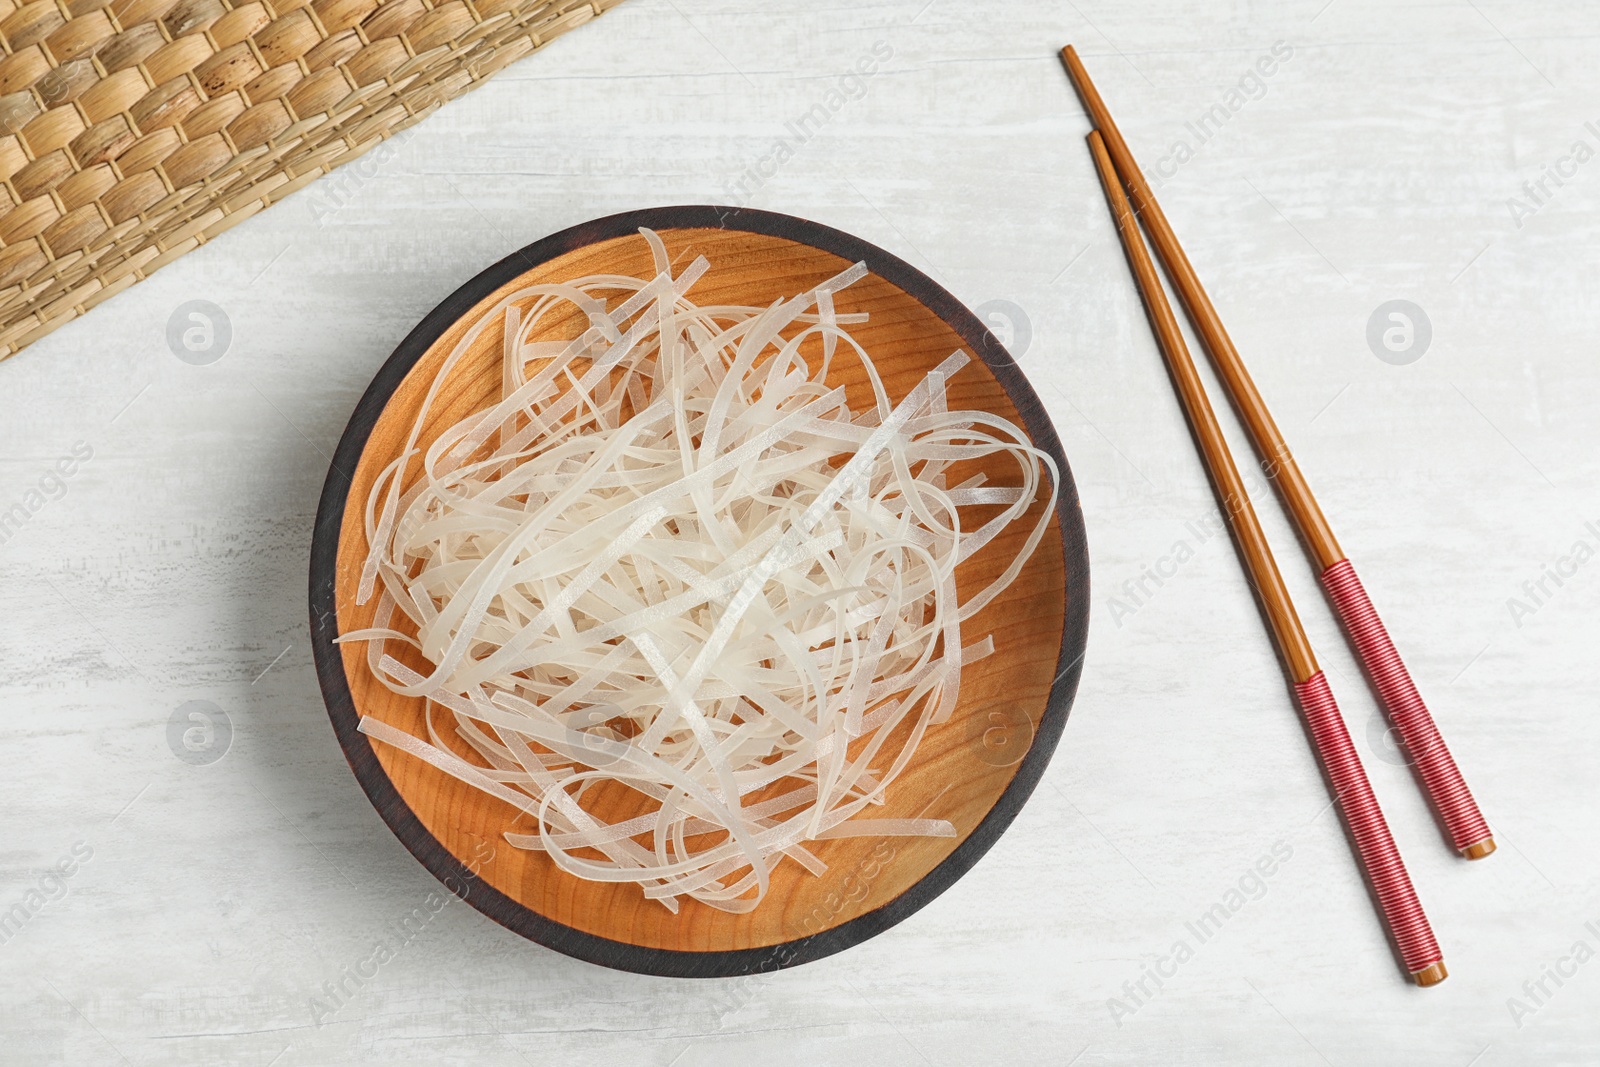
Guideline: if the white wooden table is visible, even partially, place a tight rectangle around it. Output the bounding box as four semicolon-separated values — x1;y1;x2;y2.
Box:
2;0;1595;1062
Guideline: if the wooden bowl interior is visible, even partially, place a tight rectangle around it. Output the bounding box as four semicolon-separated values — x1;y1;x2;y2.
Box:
334;227;1067;953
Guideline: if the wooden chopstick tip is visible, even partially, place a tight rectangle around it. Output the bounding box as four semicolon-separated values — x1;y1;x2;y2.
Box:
1461;837;1497;860
1085;131;1137;241
1058;45;1088;98
1084;130;1116;194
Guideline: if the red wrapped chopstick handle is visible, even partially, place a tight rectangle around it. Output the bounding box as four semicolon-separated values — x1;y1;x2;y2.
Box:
1320;559;1493;857
1295;670;1445;981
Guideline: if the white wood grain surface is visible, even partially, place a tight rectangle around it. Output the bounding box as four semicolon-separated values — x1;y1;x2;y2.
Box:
1;0;1596;1062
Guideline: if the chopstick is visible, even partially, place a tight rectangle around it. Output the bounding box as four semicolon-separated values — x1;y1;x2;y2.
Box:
1061;45;1494;861
1086;129;1447;987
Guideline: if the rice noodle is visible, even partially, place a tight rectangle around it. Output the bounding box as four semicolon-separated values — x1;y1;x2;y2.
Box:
340;231;1058;913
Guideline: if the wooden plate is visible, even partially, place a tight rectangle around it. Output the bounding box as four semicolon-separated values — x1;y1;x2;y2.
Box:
309;206;1089;977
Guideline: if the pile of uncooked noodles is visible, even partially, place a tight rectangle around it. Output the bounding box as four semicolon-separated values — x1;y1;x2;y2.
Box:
343;230;1057;913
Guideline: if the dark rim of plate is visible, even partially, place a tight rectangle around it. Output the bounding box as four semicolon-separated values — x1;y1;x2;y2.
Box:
308;205;1091;978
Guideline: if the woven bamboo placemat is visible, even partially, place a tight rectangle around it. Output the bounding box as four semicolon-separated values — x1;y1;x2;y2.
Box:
0;0;621;360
